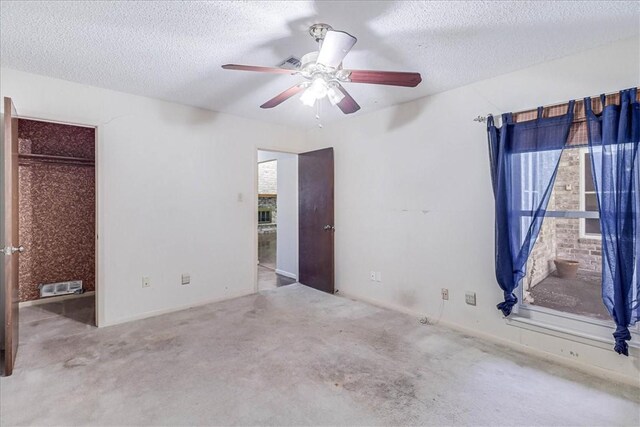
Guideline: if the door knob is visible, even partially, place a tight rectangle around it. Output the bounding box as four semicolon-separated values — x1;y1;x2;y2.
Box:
12;246;25;254
323;225;335;231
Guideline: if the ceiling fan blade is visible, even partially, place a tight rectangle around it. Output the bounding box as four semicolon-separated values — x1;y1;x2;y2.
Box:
335;85;360;114
260;84;307;109
346;70;422;87
316;30;357;69
222;64;297;75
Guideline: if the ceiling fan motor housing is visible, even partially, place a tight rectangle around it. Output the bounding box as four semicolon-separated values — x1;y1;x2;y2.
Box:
299;51;350;82
308;23;333;42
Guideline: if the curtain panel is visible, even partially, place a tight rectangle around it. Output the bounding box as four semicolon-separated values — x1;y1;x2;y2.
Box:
585;88;640;356
487;102;575;316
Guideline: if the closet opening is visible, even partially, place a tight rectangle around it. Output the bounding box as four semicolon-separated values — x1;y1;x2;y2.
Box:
17;118;96;327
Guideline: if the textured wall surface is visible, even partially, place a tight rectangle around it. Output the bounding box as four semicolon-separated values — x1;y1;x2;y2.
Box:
525;210;557;295
258;161;277;195
18;119;95;301
553;149;602;272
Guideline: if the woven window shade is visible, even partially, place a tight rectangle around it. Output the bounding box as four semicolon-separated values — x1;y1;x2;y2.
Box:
513;92;640;147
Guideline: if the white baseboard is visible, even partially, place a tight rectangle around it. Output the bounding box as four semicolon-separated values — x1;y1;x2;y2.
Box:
100;289;255;328
19;291;95;307
275;269;297;280
336;290;639;389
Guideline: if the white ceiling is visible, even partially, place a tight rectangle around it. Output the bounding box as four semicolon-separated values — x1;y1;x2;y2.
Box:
1;1;638;129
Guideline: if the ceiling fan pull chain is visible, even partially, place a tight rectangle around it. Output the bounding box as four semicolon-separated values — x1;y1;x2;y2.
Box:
316;102;323;128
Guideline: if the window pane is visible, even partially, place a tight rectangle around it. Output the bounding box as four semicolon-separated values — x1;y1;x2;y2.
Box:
585;218;600;235
585;193;598;211
584;152;595;192
527;217;607;320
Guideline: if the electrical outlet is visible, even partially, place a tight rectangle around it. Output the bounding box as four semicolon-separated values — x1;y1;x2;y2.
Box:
465;291;477;306
370;271;376;281
142;276;151;288
181;274;190;285
441;288;449;300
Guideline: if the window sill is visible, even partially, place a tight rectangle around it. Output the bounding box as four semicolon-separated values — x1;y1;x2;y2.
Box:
506;305;640;352
578;237;602;243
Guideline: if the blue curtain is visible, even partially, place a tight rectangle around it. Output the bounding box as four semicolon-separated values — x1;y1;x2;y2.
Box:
487;102;575;316
585;88;640;356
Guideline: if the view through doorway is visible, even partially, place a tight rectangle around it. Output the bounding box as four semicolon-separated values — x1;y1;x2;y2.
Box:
257;150;298;291
16;118;97;327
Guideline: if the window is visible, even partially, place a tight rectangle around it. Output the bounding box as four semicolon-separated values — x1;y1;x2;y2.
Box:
517;151;543;243
522;147;606;321
513;146;636;347
258;209;272;224
504;96;639;348
579;148;601;239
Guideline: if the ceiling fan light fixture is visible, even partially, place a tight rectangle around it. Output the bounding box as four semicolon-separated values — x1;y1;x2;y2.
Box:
309;77;329;98
327;84;345;105
300;88;317;107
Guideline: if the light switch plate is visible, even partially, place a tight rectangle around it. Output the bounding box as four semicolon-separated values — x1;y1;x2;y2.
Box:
441;288;449;300
181;274;190;285
465;291;477;306
375;272;382;282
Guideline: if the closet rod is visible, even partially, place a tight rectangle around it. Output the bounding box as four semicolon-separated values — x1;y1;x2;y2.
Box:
19;160;95;167
18;153;94;163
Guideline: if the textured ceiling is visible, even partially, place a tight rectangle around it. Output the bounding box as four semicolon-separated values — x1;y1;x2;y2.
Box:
1;1;638;129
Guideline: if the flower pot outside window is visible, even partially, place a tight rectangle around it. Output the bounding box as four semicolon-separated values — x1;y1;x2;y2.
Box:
554;259;580;279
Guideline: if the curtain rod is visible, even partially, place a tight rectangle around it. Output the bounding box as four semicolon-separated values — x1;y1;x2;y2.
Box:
473;115;491;123
473;87;635;123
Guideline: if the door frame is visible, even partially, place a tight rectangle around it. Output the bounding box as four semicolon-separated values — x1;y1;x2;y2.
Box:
10;112;101;327
254;147;302;293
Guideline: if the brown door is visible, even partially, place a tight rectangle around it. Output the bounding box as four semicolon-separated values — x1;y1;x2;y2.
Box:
298;147;334;293
2;97;20;376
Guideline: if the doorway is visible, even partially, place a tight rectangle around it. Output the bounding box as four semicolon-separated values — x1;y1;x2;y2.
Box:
257;150;298;290
3;104;98;376
16;118;97;326
255;147;335;294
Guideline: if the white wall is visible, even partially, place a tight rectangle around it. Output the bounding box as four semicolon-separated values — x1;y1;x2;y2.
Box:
0;68;305;326
305;37;640;382
257;150;298;278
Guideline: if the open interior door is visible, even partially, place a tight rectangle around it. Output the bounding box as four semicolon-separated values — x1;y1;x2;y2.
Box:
2;97;20;376
298;147;335;293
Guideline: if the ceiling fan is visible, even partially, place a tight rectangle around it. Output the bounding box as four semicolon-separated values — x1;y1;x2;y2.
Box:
221;23;422;115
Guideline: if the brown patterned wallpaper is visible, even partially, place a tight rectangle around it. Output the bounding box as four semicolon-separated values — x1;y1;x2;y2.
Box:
18;119;95;302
